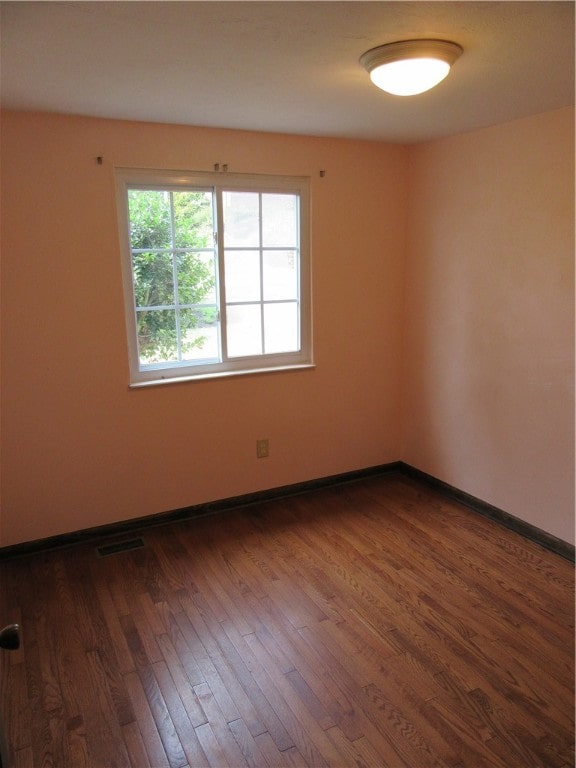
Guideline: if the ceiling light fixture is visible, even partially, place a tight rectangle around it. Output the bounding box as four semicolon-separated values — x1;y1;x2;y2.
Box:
360;39;463;96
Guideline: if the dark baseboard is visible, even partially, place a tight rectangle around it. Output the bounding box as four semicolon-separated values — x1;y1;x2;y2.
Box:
0;462;402;559
1;460;573;563
397;462;575;563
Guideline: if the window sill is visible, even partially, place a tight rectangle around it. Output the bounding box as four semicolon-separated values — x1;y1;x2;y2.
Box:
128;363;315;388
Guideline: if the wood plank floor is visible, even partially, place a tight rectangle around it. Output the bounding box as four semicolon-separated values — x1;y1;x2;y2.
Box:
0;473;574;767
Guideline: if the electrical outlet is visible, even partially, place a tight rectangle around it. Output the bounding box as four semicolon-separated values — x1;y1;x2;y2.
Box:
256;438;269;459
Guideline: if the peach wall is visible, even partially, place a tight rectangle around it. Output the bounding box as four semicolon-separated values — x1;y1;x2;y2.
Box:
0;111;407;546
402;107;575;544
2;107;574;549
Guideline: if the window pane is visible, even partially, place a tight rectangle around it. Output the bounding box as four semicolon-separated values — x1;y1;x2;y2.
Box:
264;303;299;353
223;192;259;247
263;250;298;301
128;190;171;249
225;250;260;302
226;305;262;357
137;309;177;364
178;251;217;305
132;251;174;306
262;194;298;247
180;308;219;362
173;191;214;249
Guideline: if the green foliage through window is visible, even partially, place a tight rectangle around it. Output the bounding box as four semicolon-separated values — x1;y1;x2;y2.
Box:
128;189;217;363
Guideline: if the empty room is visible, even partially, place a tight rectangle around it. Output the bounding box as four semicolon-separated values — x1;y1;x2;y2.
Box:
0;2;574;767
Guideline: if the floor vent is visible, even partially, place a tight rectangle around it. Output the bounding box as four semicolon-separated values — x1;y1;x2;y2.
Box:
96;537;145;557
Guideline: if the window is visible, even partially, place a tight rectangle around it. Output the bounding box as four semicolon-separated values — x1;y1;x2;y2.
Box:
116;169;312;385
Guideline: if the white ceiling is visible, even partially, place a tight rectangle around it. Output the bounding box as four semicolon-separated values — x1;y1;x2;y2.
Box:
1;1;574;143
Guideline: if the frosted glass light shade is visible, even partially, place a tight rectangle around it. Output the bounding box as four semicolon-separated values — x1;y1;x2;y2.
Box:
360;40;463;96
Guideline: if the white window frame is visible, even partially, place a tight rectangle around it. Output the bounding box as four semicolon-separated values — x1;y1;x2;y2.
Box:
116;168;313;386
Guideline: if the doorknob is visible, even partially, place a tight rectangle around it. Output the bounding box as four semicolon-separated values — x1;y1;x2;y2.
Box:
0;625;20;651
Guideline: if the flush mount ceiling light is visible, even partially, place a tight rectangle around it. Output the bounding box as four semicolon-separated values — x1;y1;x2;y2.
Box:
360;39;463;96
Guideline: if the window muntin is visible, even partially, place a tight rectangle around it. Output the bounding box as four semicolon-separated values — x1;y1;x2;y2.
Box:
116;169;311;384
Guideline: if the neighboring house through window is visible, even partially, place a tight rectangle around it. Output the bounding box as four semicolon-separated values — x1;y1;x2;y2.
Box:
116;168;312;385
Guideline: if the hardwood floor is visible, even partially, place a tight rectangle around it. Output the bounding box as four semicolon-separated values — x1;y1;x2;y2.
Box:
0;473;574;767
